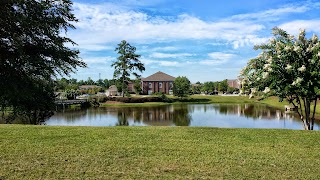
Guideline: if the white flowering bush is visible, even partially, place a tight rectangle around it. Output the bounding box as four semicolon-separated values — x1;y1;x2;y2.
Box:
240;27;320;130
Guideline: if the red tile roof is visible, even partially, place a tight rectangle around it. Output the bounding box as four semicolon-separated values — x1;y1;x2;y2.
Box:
142;71;175;81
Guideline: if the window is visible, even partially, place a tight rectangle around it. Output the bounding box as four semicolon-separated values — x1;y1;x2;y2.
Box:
148;82;152;88
159;82;162;88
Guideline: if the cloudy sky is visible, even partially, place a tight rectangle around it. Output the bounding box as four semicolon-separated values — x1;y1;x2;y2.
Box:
67;0;320;83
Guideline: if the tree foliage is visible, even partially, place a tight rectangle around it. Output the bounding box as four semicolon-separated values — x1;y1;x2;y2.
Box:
218;79;228;93
112;40;145;97
173;76;191;98
240;27;320;130
0;0;86;124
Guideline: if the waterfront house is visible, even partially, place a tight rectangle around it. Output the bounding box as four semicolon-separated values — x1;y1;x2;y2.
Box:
141;71;175;95
106;85;118;96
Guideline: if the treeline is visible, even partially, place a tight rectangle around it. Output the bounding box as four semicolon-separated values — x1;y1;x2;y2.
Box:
191;79;239;94
54;77;117;92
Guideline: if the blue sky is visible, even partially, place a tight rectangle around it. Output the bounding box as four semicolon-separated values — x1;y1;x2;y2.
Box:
67;0;320;83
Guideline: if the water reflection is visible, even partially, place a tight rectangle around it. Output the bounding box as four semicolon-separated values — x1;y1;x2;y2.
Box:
45;104;320;130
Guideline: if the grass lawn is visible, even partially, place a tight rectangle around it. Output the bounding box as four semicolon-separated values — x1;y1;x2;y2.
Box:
0;125;320;179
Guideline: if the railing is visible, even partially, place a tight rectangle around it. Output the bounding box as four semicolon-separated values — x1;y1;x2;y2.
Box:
55;99;87;105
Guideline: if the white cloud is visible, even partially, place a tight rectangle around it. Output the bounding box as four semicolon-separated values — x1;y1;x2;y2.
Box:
150;52;194;58
70;2;266;50
199;52;237;65
279;20;320;35
230;6;308;21
78;44;113;51
151;46;180;51
82;56;114;64
208;52;235;60
141;58;182;67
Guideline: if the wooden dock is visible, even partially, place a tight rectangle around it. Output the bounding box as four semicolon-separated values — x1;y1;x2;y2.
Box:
55;99;89;109
284;105;297;111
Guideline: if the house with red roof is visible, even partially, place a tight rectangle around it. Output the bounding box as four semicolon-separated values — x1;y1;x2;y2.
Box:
141;71;175;95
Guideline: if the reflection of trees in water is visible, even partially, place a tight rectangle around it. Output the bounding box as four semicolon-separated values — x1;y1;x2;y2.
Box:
172;106;191;126
116;112;128;126
212;104;310;123
47;107;87;122
102;105;192;126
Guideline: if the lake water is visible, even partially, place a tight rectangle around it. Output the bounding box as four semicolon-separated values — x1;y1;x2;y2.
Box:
45;104;320;130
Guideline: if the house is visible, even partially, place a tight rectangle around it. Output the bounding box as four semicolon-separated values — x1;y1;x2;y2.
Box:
106;85;118;96
141;71;175;95
79;85;101;90
227;79;242;89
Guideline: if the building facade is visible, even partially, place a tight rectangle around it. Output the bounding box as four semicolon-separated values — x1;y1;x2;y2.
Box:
141;71;175;95
227;79;242;89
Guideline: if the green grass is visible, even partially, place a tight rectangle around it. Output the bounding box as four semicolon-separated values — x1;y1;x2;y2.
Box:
0;125;319;179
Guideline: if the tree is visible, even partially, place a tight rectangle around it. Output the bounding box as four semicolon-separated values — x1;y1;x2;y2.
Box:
240;27;320;130
112;40;145;97
0;0;86;124
173;76;191;98
133;78;142;94
84;77;95;85
218;79;228;93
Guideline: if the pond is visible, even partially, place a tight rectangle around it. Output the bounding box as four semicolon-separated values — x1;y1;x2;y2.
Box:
45;104;320;130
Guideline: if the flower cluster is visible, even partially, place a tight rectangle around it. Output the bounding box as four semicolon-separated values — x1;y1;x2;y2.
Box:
298;65;306;72
292;77;303;86
263;87;270;94
285;64;292;71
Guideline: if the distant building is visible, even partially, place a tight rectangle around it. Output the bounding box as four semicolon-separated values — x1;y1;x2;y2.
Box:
141;71;175;95
106;85;118;96
227;78;243;89
79;85;101;90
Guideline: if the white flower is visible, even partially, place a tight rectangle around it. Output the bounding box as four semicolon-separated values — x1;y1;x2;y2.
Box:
263;87;270;94
277;54;282;58
264;63;271;70
249;94;253;99
292;81;296;86
251;88;257;94
262;72;269;79
266;57;272;63
308;59;315;64
292;77;303;86
318;52;320;57
257;77;261;81
284;46;291;51
269;38;276;44
312;34;318;42
306;47;311;52
267;67;272;72
239;68;245;75
285;64;292;71
294;46;300;52
299;29;305;35
298;65;306;72
239;90;243;94
296;77;303;84
299;29;305;40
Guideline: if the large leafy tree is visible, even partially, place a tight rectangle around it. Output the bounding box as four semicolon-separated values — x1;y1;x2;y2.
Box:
112;40;145;97
173;76;191;98
0;0;86;124
241;27;320;130
218;79;229;93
